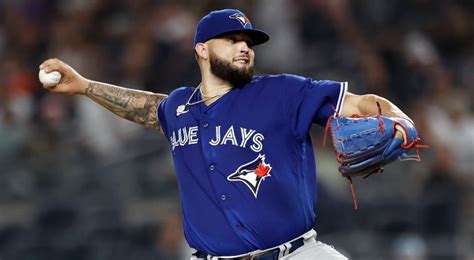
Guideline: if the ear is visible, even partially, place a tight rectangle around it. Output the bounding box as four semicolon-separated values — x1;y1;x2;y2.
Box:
195;43;208;60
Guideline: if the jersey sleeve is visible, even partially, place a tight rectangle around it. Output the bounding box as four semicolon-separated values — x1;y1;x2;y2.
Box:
157;97;170;136
281;75;347;139
156;86;191;138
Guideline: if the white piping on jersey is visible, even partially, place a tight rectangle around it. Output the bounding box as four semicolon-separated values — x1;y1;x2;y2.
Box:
334;81;348;116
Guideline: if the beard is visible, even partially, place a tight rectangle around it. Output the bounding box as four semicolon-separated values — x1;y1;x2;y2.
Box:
209;51;254;88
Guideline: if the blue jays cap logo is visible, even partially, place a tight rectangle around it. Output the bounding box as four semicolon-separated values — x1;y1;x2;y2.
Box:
194;9;270;46
227;154;272;198
229;13;251;28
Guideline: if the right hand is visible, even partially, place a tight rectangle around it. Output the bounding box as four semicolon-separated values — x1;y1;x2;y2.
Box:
39;58;89;95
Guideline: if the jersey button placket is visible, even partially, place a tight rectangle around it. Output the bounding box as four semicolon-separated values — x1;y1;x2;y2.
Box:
200;116;225;206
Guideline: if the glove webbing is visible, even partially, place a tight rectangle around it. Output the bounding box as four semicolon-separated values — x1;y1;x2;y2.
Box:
323;103;385;209
323;102;428;210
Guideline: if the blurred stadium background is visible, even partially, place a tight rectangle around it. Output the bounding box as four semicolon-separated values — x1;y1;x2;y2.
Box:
0;0;473;259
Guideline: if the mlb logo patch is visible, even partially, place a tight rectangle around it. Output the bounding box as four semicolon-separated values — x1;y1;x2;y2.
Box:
227;154;272;198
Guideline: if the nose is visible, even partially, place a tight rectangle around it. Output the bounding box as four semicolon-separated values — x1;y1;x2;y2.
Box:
237;41;250;53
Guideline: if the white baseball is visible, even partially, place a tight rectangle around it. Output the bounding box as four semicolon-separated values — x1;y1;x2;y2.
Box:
39;69;62;88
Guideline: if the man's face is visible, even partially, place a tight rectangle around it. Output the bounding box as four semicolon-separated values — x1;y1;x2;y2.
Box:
206;33;255;88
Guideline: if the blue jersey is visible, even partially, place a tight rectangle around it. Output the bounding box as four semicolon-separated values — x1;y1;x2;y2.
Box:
157;74;347;256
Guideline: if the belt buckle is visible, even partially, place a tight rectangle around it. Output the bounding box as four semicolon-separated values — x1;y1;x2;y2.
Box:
249;248;278;260
249;250;266;260
250;253;261;260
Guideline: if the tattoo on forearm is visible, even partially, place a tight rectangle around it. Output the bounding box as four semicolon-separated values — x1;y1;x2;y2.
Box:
85;81;167;131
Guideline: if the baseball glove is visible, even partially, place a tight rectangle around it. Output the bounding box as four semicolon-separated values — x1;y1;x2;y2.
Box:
323;102;427;208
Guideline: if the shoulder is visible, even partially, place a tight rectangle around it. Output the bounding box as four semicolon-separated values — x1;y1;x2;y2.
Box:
247;75;345;94
250;74;310;85
158;86;195;135
161;86;196;107
159;86;194;115
245;74;312;93
167;86;195;101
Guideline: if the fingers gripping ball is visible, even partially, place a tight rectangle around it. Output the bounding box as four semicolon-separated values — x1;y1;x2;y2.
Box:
39;69;62;88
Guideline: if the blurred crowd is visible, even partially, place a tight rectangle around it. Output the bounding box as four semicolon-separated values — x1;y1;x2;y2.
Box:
0;0;473;259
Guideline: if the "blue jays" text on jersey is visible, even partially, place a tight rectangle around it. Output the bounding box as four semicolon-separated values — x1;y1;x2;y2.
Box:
158;74;347;256
170;125;265;152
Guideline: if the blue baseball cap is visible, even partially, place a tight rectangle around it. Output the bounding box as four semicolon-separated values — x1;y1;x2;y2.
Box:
194;9;270;46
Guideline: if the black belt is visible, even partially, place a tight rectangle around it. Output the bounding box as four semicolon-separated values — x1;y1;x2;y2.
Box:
193;237;305;260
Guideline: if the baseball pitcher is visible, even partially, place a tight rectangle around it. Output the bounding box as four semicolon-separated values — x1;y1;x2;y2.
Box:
39;9;425;260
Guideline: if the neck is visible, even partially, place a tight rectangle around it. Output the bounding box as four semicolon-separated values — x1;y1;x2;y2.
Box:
200;71;233;105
